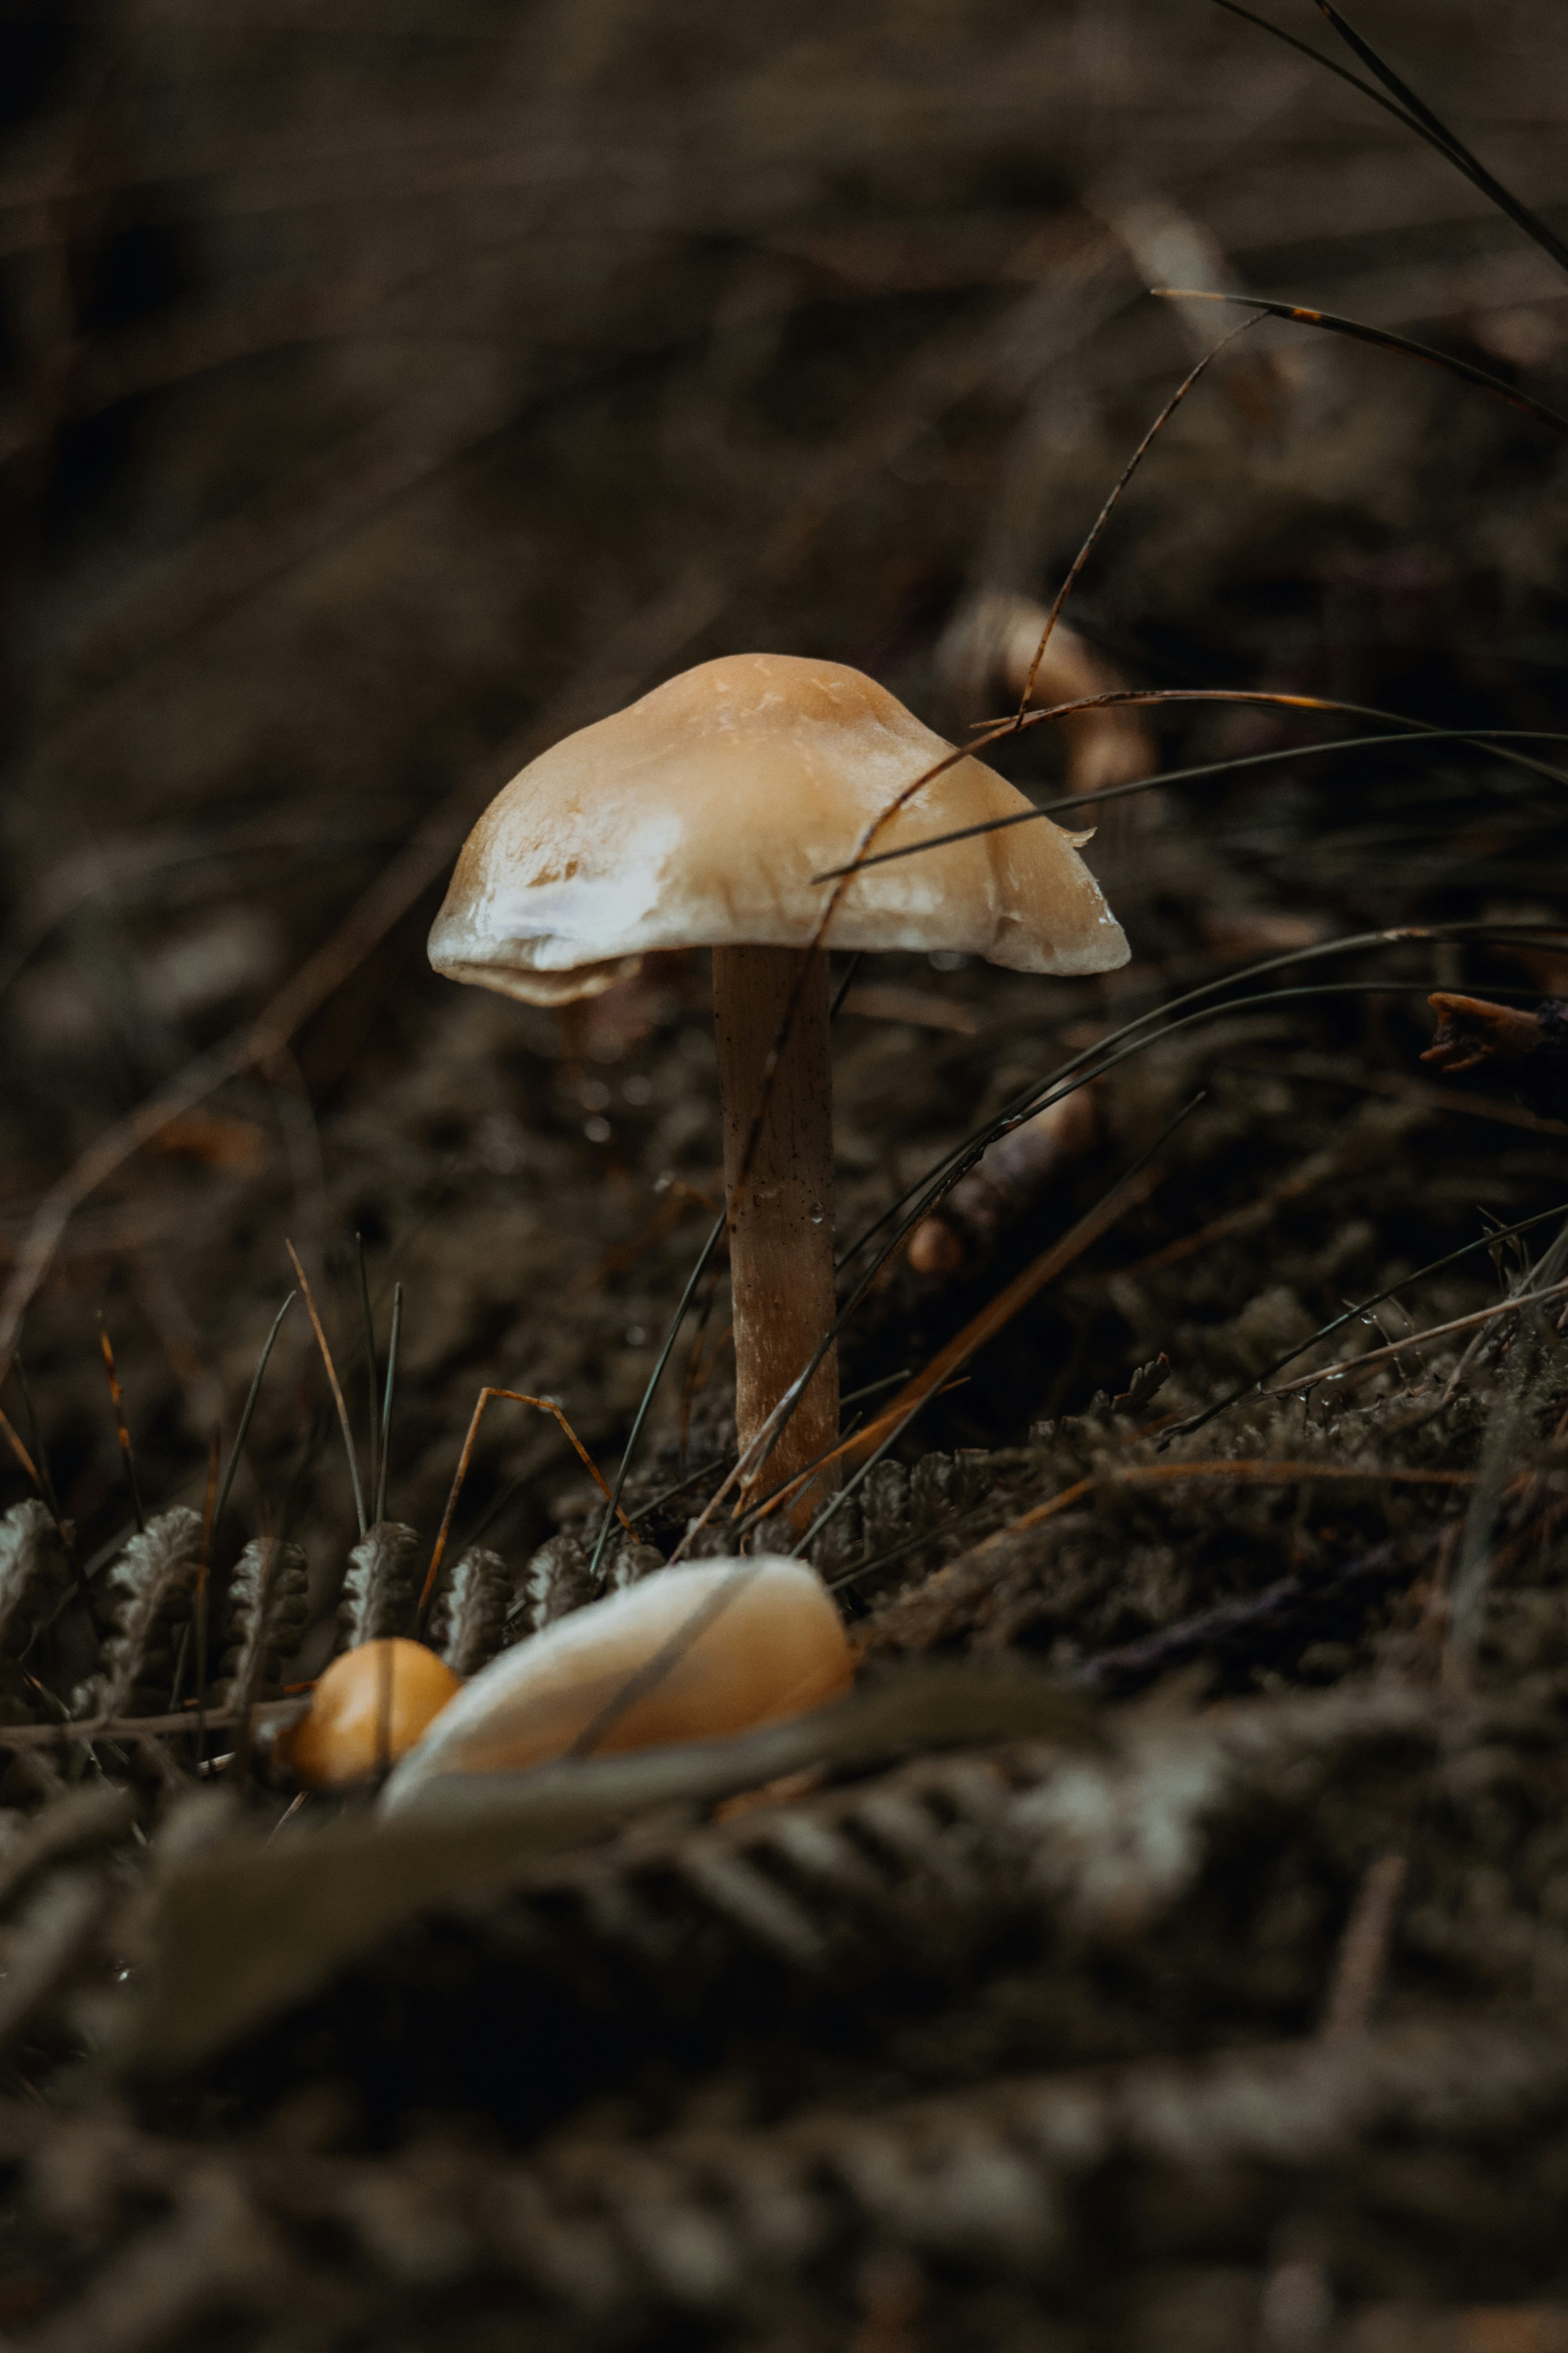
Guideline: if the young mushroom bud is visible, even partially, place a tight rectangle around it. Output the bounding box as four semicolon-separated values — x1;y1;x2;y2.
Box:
281;1638;463;1790
906;1084;1101;1277
938;592;1156;798
382;1557;852;1805
429;653;1128;1503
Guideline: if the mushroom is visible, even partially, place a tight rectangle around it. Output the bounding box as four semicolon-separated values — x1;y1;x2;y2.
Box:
938;592;1157;799
381;1555;851;1804
429;653;1128;1498
283;1638;463;1789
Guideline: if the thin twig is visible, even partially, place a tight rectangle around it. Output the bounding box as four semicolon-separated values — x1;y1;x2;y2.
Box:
984;1458;1476;1552
210;1293;296;1535
1016;317;1259;713
194;1428;221;1766
420;1388;633;1628
284;1241;367;1540
1258;1279;1568;1404
781;1141;1176;1532
1153;291;1568;435
97;1320;145;1534
375;1283;402;1527
815;693;1568;891
1322;1853;1410;2040
0;1706;242;1748
811;726;1568;883
0;1402;41;1493
587;1214;726;1582
355;1234;380;1516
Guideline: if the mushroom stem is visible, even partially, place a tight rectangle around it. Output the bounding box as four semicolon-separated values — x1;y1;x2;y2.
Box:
712;945;840;1508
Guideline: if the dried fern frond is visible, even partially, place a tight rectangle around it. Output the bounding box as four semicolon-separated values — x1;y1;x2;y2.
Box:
428;1546;512;1678
18;2009;1566;2343
0;1502;71;1720
336;1522;420;1651
214;1540;309;1713
86;1509;203;1720
520;1532;594;1632
601;1537;664;1595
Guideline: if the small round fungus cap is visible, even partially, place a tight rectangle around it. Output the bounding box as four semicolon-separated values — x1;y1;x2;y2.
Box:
429;652;1128;1004
283;1638;462;1789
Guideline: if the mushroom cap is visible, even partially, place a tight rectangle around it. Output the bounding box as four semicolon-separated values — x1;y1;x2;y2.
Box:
381;1557;853;1801
429;652;1128;1006
283;1638;463;1789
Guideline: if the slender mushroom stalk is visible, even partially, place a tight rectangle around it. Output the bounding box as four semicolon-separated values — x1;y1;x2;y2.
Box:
712;944;837;1496
427;652;1130;1523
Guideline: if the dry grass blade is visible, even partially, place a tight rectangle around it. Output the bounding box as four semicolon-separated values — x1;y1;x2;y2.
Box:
674;1087;1184;1561
209;1293;295;1537
1258;1277;1568;1403
97;1320;145;1535
815;726;1568;881
1155;291;1568;435
774;1141;1178;1539
0;1705;240;1750
839;918;1568;1293
1310;0;1568;274
819;691;1568;891
1166;1195;1568;1441
1210;1;1488;174
422;1388;634;1626
194;1426;221;1752
587;1212;726;1581
284;1240;366;1540
355;1234;380;1515
0;1403;40;1494
375;1281;402;1527
1014;315;1259;713
979;1459;1478;1550
1322;1851;1410;2040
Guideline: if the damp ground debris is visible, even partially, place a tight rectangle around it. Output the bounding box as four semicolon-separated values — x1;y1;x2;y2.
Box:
5;2;1568;2346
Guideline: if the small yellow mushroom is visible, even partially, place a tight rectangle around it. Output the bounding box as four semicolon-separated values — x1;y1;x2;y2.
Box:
283;1638;463;1789
383;1558;852;1805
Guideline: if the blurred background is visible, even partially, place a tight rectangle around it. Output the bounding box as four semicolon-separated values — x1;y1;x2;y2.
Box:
3;0;1567;1596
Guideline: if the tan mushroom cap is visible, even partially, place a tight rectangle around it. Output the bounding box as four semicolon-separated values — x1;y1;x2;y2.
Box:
428;652;1128;1005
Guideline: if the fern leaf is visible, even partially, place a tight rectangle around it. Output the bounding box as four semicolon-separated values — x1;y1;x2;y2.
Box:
0;1502;71;1719
601;1536;664;1595
337;1521;420;1650
216;1539;310;1711
428;1545;511;1678
521;1532;594;1632
89;1507;203;1718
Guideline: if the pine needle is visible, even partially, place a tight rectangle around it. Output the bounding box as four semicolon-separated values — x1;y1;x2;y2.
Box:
97;1320;145;1535
285;1242;367;1539
421;1388;635;1629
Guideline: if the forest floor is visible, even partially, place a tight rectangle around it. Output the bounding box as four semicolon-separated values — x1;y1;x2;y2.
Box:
3;2;1568;2345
